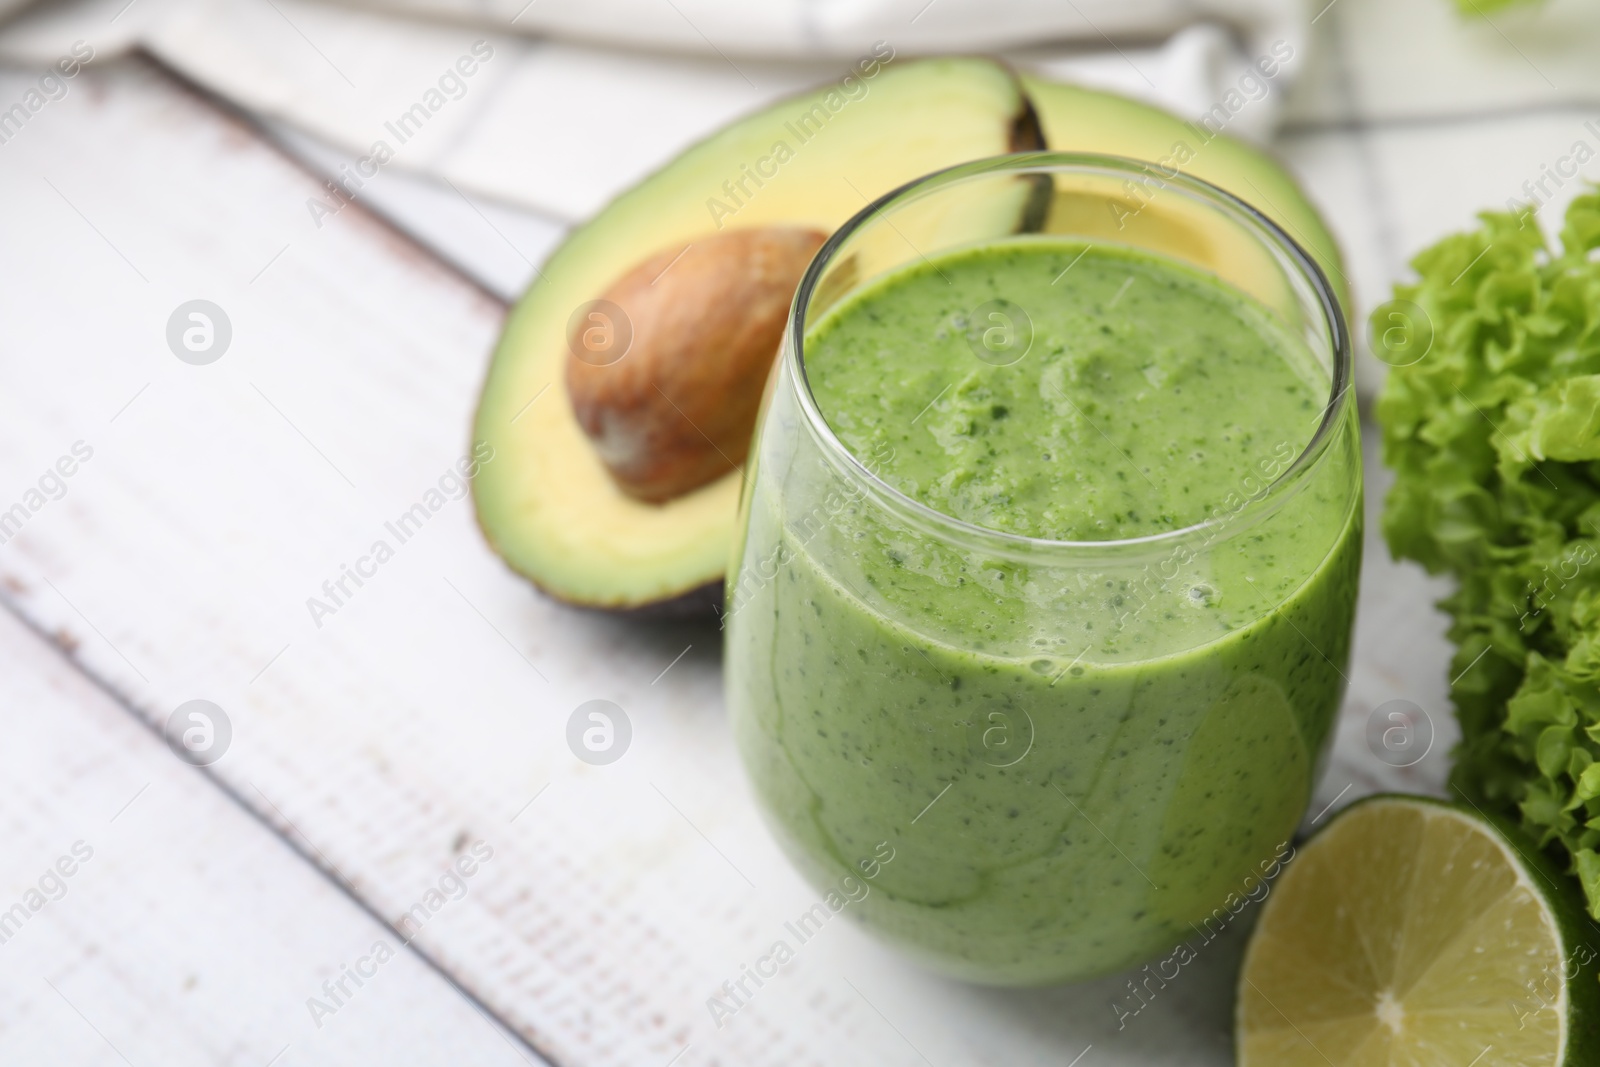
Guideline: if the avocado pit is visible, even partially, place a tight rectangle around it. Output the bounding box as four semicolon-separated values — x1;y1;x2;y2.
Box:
565;226;827;504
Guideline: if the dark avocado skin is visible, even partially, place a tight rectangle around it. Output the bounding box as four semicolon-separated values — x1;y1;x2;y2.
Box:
1009;94;1044;153
1007;97;1054;235
570;579;722;619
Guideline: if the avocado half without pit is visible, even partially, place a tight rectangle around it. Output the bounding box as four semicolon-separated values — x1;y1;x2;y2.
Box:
470;58;1344;615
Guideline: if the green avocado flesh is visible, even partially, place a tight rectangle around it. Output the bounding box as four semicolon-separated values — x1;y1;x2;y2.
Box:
471;60;1344;611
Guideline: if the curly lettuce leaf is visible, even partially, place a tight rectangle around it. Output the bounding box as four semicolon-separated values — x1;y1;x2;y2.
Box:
1378;190;1600;917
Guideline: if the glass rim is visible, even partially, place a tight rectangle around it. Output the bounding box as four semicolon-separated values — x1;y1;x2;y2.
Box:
785;150;1352;557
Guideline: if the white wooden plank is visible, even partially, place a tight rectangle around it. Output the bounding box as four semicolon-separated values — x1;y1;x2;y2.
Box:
0;605;542;1067
0;54;1458;1067
257;116;565;303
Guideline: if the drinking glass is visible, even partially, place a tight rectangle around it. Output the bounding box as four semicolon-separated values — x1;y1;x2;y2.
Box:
724;153;1361;985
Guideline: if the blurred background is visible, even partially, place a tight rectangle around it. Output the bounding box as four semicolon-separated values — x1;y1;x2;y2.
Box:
0;0;1595;1063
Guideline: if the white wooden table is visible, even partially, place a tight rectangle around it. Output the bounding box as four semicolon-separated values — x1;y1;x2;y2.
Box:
0;34;1477;1066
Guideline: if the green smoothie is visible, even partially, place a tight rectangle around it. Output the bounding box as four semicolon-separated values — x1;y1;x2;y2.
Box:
726;237;1361;984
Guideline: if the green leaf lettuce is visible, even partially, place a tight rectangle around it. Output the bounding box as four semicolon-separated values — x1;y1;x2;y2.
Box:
1378;192;1600;915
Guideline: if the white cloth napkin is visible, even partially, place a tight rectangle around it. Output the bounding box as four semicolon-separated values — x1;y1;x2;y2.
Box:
325;0;1306;61
0;0;1309;222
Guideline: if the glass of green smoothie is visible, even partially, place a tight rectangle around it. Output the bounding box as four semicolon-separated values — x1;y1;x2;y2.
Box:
724;153;1360;985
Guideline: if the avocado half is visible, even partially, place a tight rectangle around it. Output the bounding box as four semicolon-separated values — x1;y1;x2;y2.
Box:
1020;76;1347;312
471;60;1344;614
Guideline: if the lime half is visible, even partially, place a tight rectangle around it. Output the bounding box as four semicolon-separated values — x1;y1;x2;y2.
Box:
1237;795;1600;1066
